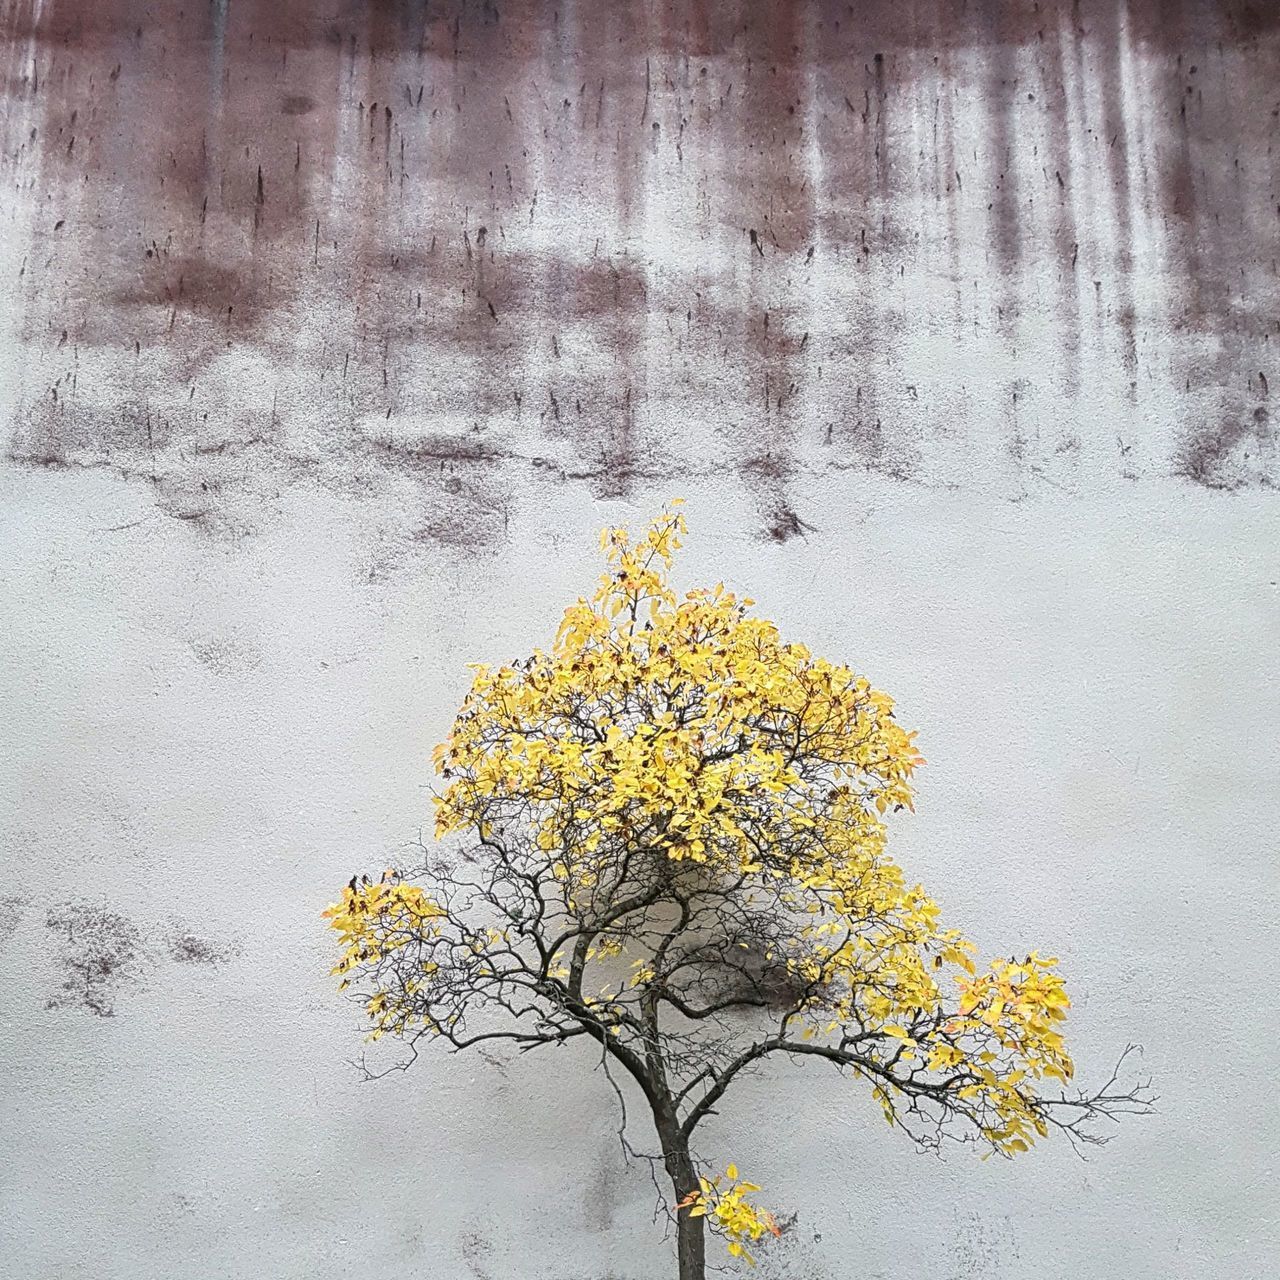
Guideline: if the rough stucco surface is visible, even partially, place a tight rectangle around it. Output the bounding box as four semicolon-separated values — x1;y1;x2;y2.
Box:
0;1;1276;1276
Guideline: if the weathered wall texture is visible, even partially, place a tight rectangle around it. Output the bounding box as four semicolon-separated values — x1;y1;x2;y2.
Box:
1;2;1276;1277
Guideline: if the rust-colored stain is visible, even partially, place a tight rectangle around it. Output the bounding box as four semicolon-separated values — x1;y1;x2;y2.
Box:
2;0;1277;544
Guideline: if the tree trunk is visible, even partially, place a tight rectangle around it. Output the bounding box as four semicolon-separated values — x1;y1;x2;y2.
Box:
661;1132;705;1280
675;1196;706;1280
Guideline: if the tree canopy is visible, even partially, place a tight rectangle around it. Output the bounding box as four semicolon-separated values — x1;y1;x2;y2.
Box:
326;502;1150;1276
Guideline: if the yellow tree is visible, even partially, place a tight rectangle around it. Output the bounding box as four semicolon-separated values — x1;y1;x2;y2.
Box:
326;503;1151;1279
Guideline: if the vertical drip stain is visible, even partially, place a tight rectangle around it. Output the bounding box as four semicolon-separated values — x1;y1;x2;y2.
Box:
209;0;228;104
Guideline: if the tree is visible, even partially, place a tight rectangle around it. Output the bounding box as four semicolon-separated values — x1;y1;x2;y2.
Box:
326;503;1152;1278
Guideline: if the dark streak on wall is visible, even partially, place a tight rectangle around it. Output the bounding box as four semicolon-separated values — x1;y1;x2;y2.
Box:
2;0;1277;547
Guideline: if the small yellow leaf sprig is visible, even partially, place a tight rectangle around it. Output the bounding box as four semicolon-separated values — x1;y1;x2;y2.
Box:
677;1165;781;1265
323;873;447;1039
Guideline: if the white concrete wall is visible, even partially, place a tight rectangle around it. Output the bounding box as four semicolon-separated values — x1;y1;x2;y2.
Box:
2;3;1277;1277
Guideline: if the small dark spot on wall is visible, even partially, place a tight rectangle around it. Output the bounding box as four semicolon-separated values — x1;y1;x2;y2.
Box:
189;634;264;675
950;1210;1019;1276
765;506;816;543
168;931;237;966
0;896;28;951
153;475;243;537
280;93;316;116
411;494;509;549
169;1192;197;1218
460;1230;495;1280
741;452;792;481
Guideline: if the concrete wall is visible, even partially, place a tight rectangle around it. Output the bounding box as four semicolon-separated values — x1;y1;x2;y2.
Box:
1;2;1277;1276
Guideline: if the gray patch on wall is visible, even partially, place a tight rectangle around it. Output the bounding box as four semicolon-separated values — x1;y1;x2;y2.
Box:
0;896;29;952
167;929;238;966
44;902;150;1017
1176;406;1274;491
948;1211;1018;1280
188;633;264;676
460;1229;495;1280
40;902;240;1013
752;1214;834;1280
